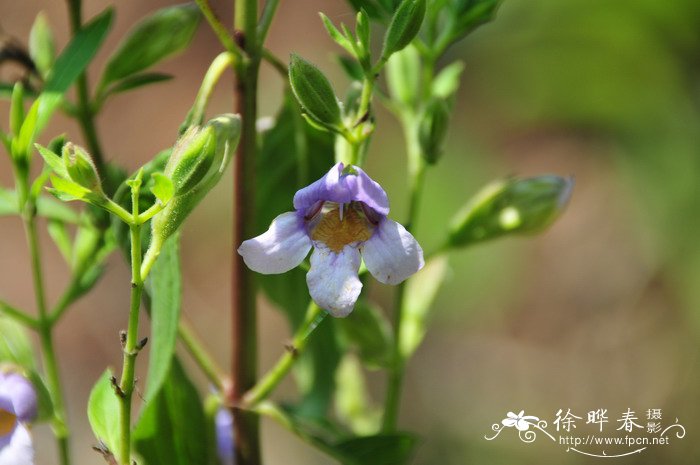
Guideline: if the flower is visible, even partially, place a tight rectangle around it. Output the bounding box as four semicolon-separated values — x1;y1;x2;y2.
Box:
0;371;36;465
215;408;234;465
501;410;539;432
238;163;424;317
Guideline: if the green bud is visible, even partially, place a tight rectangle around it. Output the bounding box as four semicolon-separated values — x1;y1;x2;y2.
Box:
385;44;421;107
289;54;342;128
448;175;574;247
449;0;499;40
381;0;426;62
150;114;241;249
63;143;102;192
418;98;451;164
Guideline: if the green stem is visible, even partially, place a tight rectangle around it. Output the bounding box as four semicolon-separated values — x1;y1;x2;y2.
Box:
0;300;38;328
183;51;236;129
178;320;226;391
117;187;144;465
22;213;71;465
243;303;326;407
66;0;106;178
257;0;281;44
230;0;263;464
195;0;242;57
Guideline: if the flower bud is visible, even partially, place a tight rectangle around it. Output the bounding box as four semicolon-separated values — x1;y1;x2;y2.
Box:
381;0;426;62
418;98;451;164
150;114;241;250
289;54;342;129
62;143;102;192
448;175;573;247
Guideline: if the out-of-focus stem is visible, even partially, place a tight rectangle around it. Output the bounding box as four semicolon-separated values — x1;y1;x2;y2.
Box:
178;320;226;391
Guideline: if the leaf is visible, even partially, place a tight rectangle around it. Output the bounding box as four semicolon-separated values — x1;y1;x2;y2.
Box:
149;172;174;206
337;55;365;82
333;433;418;465
385;44;421;107
0;316;36;370
99;4;201;90
431;60;464;99
29;11;55;78
103;72;173;97
336;301;392;368
133;358;210;465
47;220;72;263
289;54;342;128
33;8;114;137
334;354;382;435
0;186;81;224
256;94;340;417
47;175;91;201
399;256;448;359
381;0;426;61
36;144;69;179
144;235;182;401
87;369;121;462
320;13;355;56
26;371;54;422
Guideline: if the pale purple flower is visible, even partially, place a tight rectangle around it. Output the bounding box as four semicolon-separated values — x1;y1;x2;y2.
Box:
215;408;234;465
0;372;36;465
238;163;424;317
501;411;539;431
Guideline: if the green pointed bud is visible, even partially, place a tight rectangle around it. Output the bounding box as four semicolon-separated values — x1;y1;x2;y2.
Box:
150;114;240;251
451;0;499;38
448;175;573;247
418;98;451;164
289;54;342;129
381;0;426;62
63;143;103;192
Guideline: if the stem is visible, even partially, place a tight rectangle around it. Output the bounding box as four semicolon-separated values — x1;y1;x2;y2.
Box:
231;0;262;463
0;300;38;328
117;187;144;465
22;213;71;465
195;0;242;57
178;320;226;391
66;0;106;177
257;0;281;44
243;303;326;407
184;51;236;129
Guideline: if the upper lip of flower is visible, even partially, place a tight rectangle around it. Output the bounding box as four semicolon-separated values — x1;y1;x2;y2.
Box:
238;162;424;317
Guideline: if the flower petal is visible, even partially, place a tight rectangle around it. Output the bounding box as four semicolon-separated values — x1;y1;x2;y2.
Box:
0;374;36;423
0;424;33;465
515;419;531;431
215;408;234;465
293;163;390;216
361;219;424;285
238;212;312;274
502;418;517;427
306;245;362;317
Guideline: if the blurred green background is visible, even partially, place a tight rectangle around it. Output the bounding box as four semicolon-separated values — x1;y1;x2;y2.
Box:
1;0;700;463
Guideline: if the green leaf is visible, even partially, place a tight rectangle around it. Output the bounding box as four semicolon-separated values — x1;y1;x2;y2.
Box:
400;256;448;359
334;354;382;435
381;0;426;61
144;235;181;401
431;60;464;99
47;220;73;263
87;369;121;462
36;144;69;179
448;176;574;247
0;316;36;370
149;172;174;206
29;11;55;78
289;54;342;128
320;13;355;56
385;44;421;107
47;175;91;201
133;358;210;465
256;94;340;417
100;4;201;91
26;370;54;422
22;8;114;149
337;55;365;82
356;9;371;55
333;433;418;465
103;72;173;98
0;186;81;224
337;301;392;368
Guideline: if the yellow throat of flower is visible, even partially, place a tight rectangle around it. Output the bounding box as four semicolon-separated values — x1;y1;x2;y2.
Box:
310;204;375;253
0;408;17;437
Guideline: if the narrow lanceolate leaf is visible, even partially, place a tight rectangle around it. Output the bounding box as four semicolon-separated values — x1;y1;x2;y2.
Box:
144;235;182;401
87;370;121;462
21;8;113;151
381;0;426;61
133;359;210;465
102;72;173;98
99;4;201;91
289;54;342;128
28;11;55;77
400;256;448;359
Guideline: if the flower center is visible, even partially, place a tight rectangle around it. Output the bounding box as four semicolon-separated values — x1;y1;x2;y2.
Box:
310;204;374;253
0;408;16;437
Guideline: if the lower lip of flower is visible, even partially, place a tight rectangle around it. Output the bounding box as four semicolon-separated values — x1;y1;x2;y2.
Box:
309;203;375;253
0;409;16;437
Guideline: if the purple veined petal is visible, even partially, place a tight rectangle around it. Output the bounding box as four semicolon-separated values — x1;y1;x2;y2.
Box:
345;166;389;216
361;219;424;285
238;212;312;274
306;245;362;317
0;374;36;423
0;424;34;465
215;408;234;465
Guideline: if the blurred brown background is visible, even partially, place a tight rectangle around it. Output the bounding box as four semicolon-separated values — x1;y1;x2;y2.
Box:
1;0;700;463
